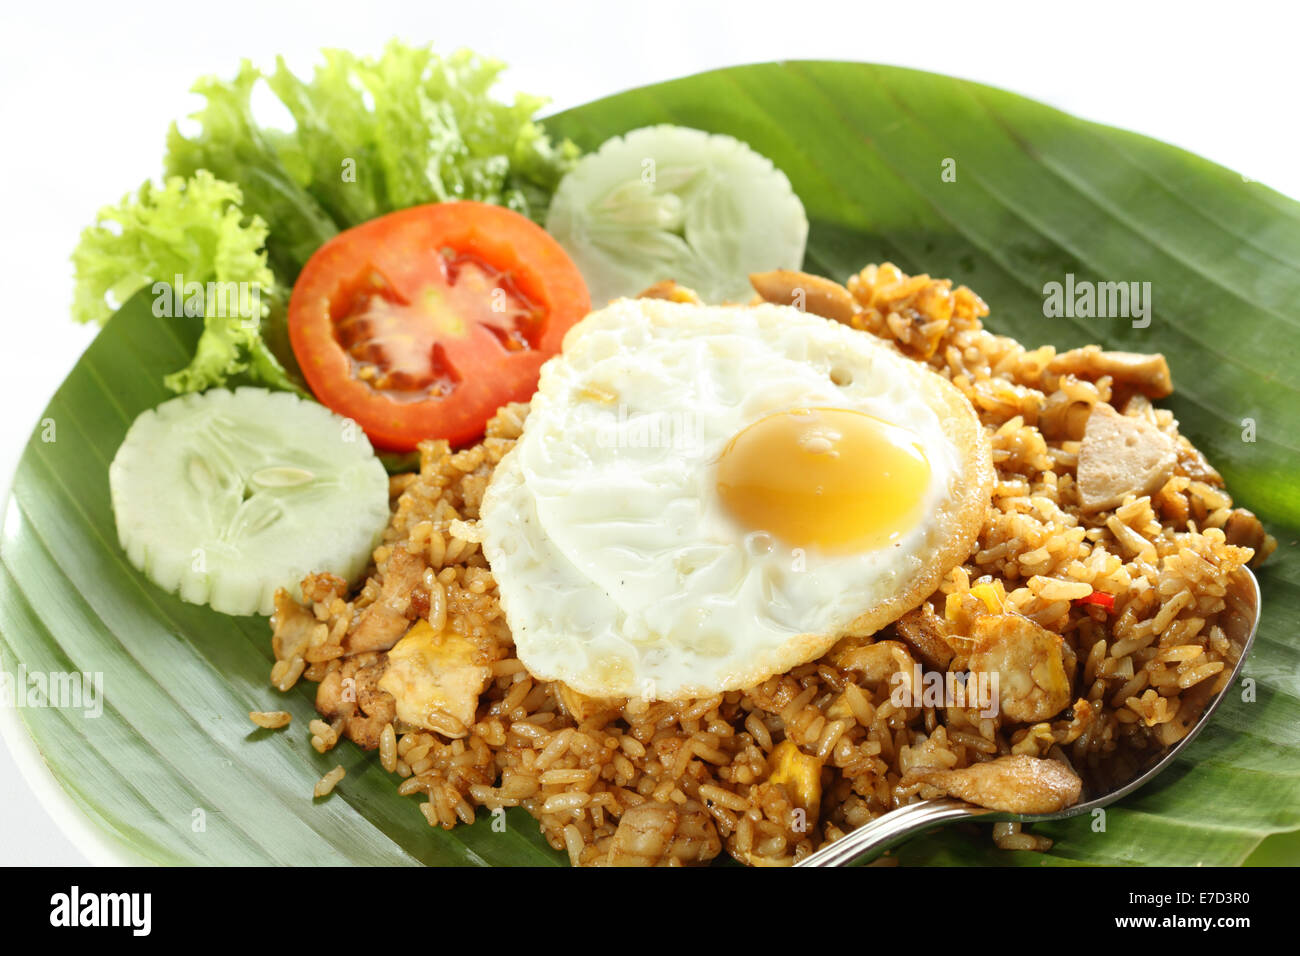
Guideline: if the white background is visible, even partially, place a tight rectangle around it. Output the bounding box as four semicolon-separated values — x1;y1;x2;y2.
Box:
1;0;1296;865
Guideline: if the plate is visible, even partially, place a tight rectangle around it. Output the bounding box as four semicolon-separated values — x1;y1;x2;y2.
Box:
2;61;1298;865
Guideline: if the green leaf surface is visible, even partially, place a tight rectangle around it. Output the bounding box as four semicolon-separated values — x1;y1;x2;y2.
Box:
4;61;1299;865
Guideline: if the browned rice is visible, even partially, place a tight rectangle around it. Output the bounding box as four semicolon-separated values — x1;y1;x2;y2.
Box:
269;262;1268;865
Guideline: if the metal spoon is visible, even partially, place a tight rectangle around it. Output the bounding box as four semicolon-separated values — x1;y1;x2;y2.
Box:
796;567;1261;867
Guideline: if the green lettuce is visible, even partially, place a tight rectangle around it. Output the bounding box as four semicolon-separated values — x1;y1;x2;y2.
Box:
71;171;297;393
72;40;579;397
167;40;579;280
164;61;341;282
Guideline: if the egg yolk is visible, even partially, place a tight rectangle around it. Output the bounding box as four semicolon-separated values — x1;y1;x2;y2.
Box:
716;407;931;552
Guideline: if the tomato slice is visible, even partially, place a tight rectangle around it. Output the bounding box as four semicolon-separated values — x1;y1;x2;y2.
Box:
288;201;590;451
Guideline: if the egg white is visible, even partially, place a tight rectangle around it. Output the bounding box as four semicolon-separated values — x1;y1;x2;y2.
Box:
479;299;992;699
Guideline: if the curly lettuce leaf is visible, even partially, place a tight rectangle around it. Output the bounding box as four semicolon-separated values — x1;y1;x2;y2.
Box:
348;42;580;220
165;61;341;281
71;171;297;393
74;41;577;398
167;40;578;284
264;50;386;230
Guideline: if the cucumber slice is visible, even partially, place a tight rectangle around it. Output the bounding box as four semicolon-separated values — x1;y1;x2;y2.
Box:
109;387;390;616
545;125;808;305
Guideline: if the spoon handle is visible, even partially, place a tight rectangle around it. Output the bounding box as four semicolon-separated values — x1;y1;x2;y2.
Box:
795;798;991;867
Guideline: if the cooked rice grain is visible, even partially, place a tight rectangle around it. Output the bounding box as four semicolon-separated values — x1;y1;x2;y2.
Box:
314;766;345;798
249;710;291;730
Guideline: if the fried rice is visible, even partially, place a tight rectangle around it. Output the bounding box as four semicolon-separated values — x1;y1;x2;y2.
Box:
268;261;1274;866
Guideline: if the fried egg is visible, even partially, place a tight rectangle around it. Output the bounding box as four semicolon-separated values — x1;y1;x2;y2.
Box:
479;299;993;700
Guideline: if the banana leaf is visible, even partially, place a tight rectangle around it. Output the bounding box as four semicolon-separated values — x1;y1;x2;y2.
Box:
2;61;1297;866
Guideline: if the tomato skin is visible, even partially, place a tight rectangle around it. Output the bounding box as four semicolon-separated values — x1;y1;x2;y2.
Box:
1077;590;1116;612
288;201;589;451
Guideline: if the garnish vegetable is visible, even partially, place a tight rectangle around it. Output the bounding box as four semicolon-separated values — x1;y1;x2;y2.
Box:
287;201;590;451
546;125;808;304
109;388;390;616
72;42;579;397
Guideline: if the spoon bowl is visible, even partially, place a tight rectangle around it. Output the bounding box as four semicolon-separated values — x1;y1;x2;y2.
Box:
796;567;1261;867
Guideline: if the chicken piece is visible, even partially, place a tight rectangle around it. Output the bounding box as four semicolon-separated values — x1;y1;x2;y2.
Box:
832;639;915;687
1076;403;1177;512
1223;508;1276;568
316;654;395;749
766;740;823;827
315;669;351;720
607;800;721;867
893;603;955;670
352;660;396;746
343;547;426;655
636;279;702;304
1048;346;1173;399
907;754;1082;814
377;620;490;737
966;613;1071;724
556;683;621;724
749;269;858;324
270;588;317;662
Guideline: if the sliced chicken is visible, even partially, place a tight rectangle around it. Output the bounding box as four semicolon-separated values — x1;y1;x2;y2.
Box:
343;547;426;655
967;613;1071;724
893;603;955;670
833;639;916;687
1076;402;1177;512
1048;346;1173;399
315;653;395;750
907;753;1082;814
607;800;721;867
270;588;317;662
